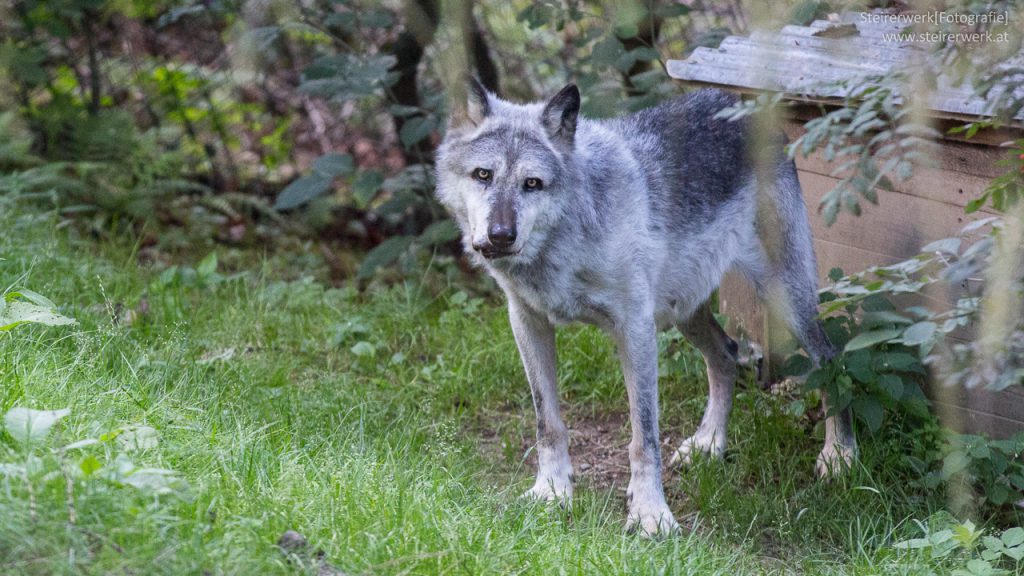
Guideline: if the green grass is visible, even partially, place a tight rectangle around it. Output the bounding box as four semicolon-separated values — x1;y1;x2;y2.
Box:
0;203;959;574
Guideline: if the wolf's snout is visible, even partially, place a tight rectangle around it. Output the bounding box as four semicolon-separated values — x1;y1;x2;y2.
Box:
487;223;517;248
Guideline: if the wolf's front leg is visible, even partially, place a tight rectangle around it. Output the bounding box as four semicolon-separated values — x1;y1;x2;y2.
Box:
614;312;679;536
508;298;573;502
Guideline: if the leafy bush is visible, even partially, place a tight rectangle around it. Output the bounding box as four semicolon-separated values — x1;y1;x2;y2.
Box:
895;516;1024;576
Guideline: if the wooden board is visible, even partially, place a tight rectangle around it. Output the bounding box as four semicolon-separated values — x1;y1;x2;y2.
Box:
715;163;1023;438
781;120;1008;209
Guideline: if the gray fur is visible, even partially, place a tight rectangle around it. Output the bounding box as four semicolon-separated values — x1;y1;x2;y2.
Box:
436;84;857;536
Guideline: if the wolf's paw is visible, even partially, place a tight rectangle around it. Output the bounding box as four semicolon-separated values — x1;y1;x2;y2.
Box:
626;497;679;537
815;443;857;479
522;476;573;503
669;429;726;467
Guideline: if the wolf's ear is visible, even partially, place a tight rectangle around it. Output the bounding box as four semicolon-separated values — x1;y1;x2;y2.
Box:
450;75;492;129
541;84;580;147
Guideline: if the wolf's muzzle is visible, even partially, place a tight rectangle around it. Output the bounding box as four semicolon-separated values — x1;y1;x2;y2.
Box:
472;223;517;259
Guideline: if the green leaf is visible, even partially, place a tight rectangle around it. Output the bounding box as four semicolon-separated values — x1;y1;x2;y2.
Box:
922;237;961;255
63;438;99;451
324;12;355;32
1002;527;1024;548
988;483;1009;505
116;426;159;452
9;289;57;309
399;116;436;149
0;301;77;331
359;8;395;28
852;396;884;432
942;450;971;478
197;252;218;278
299;53;397;102
844;328;902;352
591;36;625;69
965;196;987;214
900;321;936;346
275;173;334;210
357;235;415;279
781;354;811;377
352;170;384;208
312;153;354;177
80;455;102;476
874;352;923;373
844;349;873;383
1004;544;1024;561
893;537;931;549
4;408;71;444
350;341;376;357
655;3;690;17
418;220;460;246
983;535;1005;552
876;373;904;399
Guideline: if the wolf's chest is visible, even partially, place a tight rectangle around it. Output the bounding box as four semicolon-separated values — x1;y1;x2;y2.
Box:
496;265;615;328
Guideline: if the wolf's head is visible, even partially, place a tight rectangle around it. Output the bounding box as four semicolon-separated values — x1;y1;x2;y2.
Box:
436;78;580;265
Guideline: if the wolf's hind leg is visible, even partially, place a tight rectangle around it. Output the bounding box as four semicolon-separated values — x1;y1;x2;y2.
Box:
508;298;574;502
752;167;858;477
670;302;739;467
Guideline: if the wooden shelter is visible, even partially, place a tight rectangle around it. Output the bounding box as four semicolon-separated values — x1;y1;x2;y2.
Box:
667;11;1024;437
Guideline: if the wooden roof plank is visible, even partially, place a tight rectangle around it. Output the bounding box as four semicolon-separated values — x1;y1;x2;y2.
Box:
667;11;1024;124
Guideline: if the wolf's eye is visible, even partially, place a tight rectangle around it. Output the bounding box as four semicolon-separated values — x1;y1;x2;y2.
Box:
472;168;492;182
524;177;543;191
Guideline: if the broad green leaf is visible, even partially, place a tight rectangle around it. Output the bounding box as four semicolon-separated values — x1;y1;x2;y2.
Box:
874;352;923;373
988;483;1009;505
0;300;76;331
1004;544;1024;561
117;426;159;452
844;328;902;352
359;8;395;28
274;173;333;210
352;170;384;207
399;116;436;149
122;468;182;493
418;220;460;246
983;535;1004;551
63;438;99;451
591;36;625;70
299;54;397;102
852;396;884;432
312;153;354;177
922;237;961;255
4;407;70;444
80;455;102;476
1001;527;1024;548
943;450;971;478
655;3;690;17
324;12;355;32
197;251;218;278
781;354;811;377
8;289;56;308
900;322;937;346
893;537;930;549
357;235;414;279
350;341;375;357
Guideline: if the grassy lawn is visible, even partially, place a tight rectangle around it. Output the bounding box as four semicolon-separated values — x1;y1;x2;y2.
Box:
0;204;954;574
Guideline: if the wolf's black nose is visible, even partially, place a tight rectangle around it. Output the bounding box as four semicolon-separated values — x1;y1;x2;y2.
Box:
487;223;516;248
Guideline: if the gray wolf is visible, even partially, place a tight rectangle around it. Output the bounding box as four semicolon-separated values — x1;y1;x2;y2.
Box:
434;79;857;536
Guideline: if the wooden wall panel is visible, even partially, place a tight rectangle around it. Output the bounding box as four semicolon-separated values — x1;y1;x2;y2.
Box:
715;135;1023;437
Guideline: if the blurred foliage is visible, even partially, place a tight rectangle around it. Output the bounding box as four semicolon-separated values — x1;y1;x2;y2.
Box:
0;0;776;279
